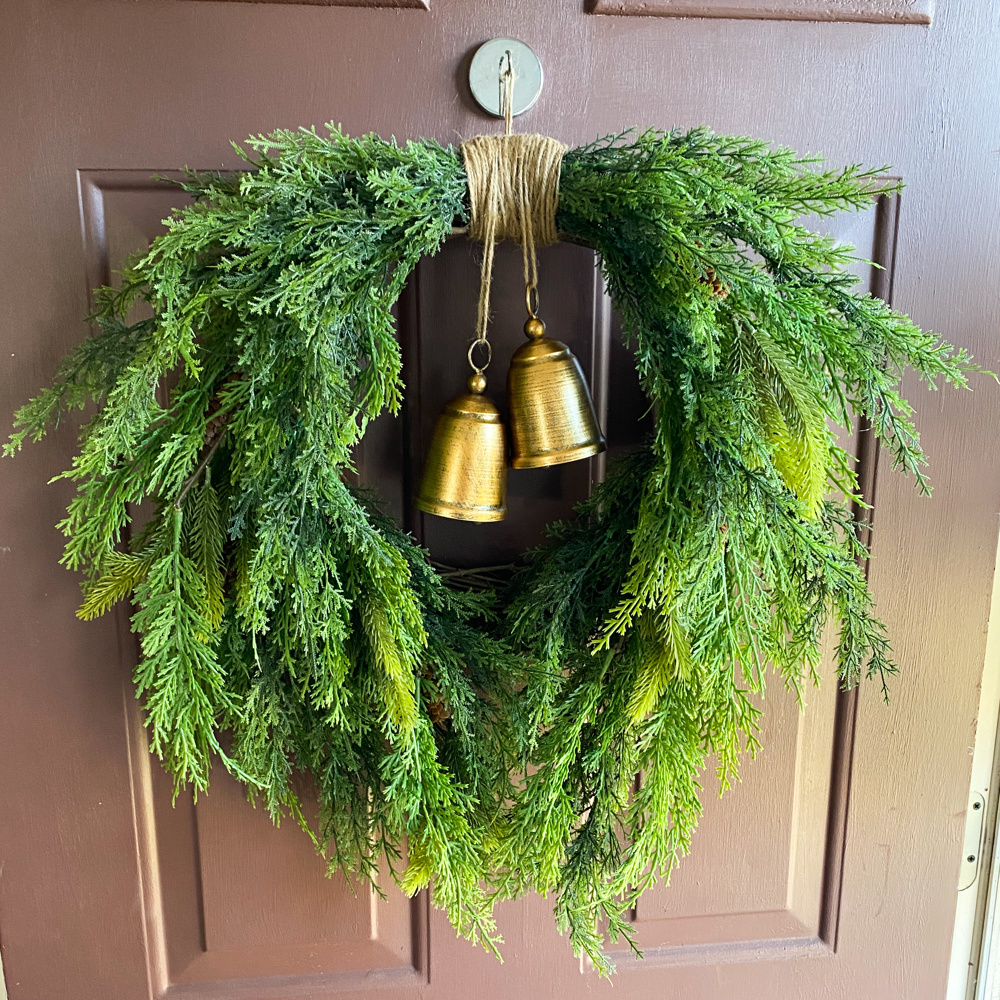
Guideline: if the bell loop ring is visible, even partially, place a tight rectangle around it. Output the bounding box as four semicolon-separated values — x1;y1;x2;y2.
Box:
468;339;492;374
525;284;540;320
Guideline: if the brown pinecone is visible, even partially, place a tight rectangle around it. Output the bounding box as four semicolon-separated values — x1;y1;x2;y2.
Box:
428;700;451;727
701;267;728;299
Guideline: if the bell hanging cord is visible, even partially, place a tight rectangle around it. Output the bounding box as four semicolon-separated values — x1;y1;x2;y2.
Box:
460;51;567;355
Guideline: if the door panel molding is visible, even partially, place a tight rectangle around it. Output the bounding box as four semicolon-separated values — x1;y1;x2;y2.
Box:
124;648;430;999
81;171;430;1000
818;189;899;953
173;0;429;8
608;931;831;971
77;169;902;990
588;0;932;23
602;192;900;973
78;170;192;306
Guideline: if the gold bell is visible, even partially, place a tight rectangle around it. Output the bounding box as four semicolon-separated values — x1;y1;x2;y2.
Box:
507;316;606;469
415;372;507;522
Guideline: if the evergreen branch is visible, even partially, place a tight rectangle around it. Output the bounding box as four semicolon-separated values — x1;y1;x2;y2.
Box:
7;124;985;972
175;427;229;510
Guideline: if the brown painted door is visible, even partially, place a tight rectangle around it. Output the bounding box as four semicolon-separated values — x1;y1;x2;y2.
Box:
2;2;998;998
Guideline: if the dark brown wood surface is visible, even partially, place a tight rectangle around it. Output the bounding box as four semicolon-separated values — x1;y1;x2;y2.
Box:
2;3;999;998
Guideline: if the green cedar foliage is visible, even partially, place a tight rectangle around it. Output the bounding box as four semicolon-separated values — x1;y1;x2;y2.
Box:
497;129;979;970
6;126;980;971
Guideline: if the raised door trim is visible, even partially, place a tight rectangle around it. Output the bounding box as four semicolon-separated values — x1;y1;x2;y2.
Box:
171;0;429;8
77;168;901;984
79;170;431;1000
588;0;932;23
600;190;901;972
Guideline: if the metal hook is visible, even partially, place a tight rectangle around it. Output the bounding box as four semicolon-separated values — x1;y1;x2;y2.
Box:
499;50;515;134
469;39;543;120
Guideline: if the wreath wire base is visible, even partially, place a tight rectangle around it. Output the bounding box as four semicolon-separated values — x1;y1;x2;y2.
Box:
5;125;981;972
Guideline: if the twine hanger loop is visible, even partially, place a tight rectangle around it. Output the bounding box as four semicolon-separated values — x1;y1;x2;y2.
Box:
460;52;567;363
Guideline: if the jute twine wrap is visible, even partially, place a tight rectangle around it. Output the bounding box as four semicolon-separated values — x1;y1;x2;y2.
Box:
460;133;568;366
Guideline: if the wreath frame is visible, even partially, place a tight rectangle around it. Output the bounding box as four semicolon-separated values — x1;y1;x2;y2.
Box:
5;124;980;971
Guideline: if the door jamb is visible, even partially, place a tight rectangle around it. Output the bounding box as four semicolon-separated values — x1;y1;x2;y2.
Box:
947;518;1000;999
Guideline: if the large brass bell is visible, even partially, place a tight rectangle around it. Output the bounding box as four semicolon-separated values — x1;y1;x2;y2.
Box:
414;371;507;522
507;313;606;469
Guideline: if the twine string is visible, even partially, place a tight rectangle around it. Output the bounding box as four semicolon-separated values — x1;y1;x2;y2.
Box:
460;98;567;369
501;49;514;138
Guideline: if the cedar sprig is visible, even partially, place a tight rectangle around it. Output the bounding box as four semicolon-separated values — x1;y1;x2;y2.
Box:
6;125;982;971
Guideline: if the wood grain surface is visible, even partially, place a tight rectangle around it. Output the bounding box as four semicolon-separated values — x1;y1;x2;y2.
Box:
1;2;998;998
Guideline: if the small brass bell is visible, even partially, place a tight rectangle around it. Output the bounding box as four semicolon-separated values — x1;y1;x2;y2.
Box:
415;372;507;522
507;316;606;469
